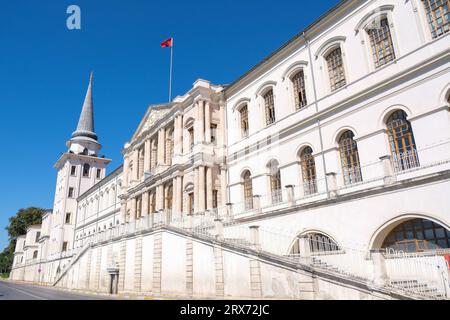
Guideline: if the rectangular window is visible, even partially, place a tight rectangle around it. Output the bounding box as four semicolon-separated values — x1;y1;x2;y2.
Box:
422;0;450;39
82;164;90;177
62;242;68;252
65;212;71;224
35;232;40;243
68;187;75;198
240;105;249;137
292;71;307;109
264;90;276;125
368;18;396;68
212;190;218;209
70;165;76;176
210;124;218;145
96;169;101;179
326;47;346;91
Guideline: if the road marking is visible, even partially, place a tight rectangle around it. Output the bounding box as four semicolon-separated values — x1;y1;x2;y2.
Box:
1;282;47;300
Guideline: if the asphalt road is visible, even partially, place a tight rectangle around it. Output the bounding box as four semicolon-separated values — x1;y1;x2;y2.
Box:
0;280;112;300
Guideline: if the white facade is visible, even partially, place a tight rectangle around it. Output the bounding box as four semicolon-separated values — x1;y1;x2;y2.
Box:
224;0;450;250
10;0;450;300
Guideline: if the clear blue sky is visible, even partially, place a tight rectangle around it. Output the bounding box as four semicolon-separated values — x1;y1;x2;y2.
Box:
0;0;340;250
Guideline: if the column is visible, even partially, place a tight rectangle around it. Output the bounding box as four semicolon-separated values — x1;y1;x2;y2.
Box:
156;185;164;211
174;115;183;155
219;97;226;147
132;150;139;182
144;140;151;173
179;115;184;154
220;166;227;206
120;201;127;224
142;192;149;217
194;168;199;213
197;100;205;143
123;156;130;188
130;198;137;222
173;116;179;155
177;175;183;214
206;166;213;209
158;128;166;166
150;139;157;169
198;166;206;213
205;101;211;144
172;177;178;215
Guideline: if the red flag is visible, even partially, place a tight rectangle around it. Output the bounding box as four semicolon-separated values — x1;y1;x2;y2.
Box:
161;37;173;48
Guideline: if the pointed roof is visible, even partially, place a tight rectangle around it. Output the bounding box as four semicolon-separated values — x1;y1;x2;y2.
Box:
71;72;98;141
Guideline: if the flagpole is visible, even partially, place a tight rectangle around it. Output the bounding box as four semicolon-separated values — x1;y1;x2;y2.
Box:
169;39;174;102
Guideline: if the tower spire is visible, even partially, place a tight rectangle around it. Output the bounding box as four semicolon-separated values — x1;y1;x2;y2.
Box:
71;72;97;141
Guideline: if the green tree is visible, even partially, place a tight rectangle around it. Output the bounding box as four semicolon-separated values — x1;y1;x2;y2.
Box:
0;207;46;274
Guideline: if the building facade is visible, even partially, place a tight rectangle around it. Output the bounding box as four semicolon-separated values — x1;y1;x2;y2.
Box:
9;0;450;300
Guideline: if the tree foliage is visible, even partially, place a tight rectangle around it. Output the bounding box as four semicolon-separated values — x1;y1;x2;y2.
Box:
0;207;46;273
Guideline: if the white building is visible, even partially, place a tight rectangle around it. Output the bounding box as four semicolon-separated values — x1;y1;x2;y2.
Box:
10;0;450;300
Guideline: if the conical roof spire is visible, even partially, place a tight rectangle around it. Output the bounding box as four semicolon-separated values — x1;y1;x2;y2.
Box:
71;72;97;141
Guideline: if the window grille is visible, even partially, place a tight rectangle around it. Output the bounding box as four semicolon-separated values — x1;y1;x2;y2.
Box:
292;70;307;109
422;0;450;38
264;90;276;125
367;17;396;68
326;47;346;91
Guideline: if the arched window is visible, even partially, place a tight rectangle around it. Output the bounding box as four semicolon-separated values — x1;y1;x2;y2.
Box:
386;110;419;172
326;47;346;91
267;160;282;204
242;171;253;210
367;17;396;68
422;0;450;39
382;218;450;253
165;128;174;165
188;127;194;152
292;70;307;109
82;164;90;177
148;191;156;214
239;105;249;137
263;89;276;125
165;185;173;210
338;131;362;185
290;233;340;254
300;147;317;195
32;250;38;259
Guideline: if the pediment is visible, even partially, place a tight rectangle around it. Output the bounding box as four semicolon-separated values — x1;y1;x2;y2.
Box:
131;104;172;141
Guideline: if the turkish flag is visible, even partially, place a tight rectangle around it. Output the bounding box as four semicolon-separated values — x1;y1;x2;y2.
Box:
161;38;173;48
